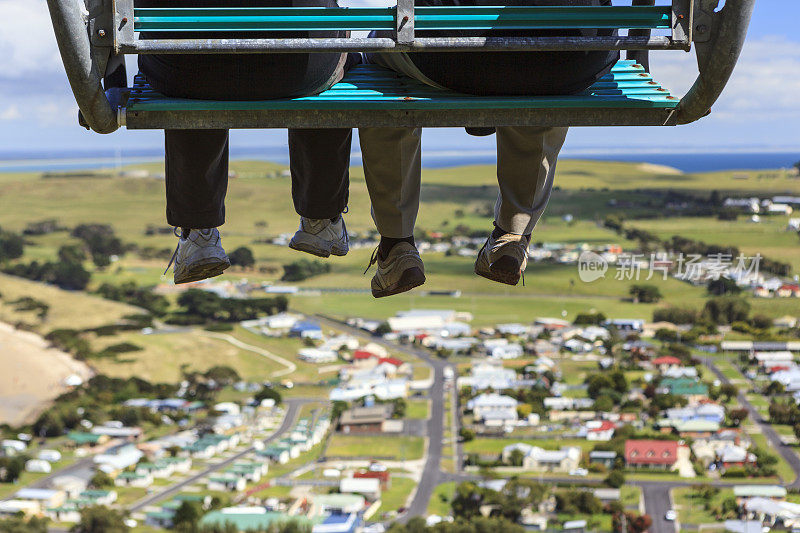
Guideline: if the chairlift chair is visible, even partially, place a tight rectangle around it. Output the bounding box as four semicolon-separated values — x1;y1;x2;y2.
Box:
47;0;755;134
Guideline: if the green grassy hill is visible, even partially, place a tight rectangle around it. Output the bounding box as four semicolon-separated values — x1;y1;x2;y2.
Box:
1;158;798;382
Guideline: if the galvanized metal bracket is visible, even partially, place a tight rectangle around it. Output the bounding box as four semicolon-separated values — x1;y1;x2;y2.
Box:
395;0;415;46
114;0;135;54
692;0;718;44
671;0;693;48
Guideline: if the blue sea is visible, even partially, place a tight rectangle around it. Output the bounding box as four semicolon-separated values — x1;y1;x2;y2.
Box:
0;146;798;174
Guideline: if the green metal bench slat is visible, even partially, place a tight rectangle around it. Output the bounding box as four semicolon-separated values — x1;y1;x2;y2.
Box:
133;6;671;33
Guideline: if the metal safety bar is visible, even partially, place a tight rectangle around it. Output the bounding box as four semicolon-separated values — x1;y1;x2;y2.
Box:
46;0;755;133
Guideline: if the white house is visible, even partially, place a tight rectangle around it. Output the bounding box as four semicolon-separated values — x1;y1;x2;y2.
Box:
340;477;381;500
298;348;339;364
25;460;52;474
585;420;616;441
489;344;524;360
501;444;582;472
468;393;519;424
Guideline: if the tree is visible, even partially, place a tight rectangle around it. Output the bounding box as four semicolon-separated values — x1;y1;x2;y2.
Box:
229;246;255;268
204;366;241;387
508;448;525;467
0;230;25;262
375;322;392;336
594;396;614;412
254;385;282;406
629;284;662;303
459;427;475;442
331;400;348;420
702;296;750;325
58;244;87;265
90;471;114;488
173;500;203;532
70;506;129;533
0;515;49;533
605;470;625;488
728;408;749;427
707;277;741;296
719;383;738;402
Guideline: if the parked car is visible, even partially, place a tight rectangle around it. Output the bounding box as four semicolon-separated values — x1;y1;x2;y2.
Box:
665;510;677;521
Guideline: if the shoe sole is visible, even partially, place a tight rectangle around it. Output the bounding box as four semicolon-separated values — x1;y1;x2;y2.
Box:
474;260;521;286
289;237;349;258
175;258;230;284
372;267;426;298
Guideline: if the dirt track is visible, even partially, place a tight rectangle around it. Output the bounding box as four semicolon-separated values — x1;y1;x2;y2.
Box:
0;322;93;427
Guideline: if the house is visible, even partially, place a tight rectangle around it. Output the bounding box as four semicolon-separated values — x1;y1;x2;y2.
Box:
660;377;709;399
93;444;144;475
585;420;616;441
257;446;290;464
91;425;143;441
665;403;725;424
298;348;339;364
340;477;381;500
313;494;366;515
14;488;66;509
603;319;644;332
207;474;247;492
0;500;41;517
468;393;519;427
66;431;107;448
353;469;391;490
624;439;679;470
662;366;699;379
312;513;361;533
25;459;52;474
716;445;757;469
489;343;524;360
290;321;323;339
589;451;617;468
673;419;720;438
200;509;314;532
114;471;153;488
136;461;175;479
1;440;26;455
338;405;394;434
652;356;682;371
502;444;581;472
733;485;787;500
79;490;118;506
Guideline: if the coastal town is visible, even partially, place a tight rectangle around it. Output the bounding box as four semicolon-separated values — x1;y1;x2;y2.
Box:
2;289;800;532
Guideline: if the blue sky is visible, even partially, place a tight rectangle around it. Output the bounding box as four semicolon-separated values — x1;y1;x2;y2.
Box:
0;1;797;158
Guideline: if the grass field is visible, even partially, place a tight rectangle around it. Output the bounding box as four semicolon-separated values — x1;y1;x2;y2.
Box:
463;437;595;456
378;476;417;514
406;399;431;420
325;435;425;461
672;487;734;525
749;432;797;484
426;482;456;517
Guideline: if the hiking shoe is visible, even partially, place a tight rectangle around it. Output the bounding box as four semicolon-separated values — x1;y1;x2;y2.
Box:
474;231;529;286
289;216;349;258
366;242;426;298
166;228;231;285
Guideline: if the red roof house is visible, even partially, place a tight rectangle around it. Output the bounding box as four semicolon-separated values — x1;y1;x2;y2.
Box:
353;350;377;361
378;357;404;368
354;470;391;489
625;439;679;469
652;356;682;368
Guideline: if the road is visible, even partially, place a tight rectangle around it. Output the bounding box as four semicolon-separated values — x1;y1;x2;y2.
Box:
128;398;310;512
312;314;453;521
202;331;297;378
703;356;800;489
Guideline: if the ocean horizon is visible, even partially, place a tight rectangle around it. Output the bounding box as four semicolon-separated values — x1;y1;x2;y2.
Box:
0;147;798;174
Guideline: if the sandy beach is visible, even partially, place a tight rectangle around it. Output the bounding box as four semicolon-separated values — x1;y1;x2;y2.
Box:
0;322;93;427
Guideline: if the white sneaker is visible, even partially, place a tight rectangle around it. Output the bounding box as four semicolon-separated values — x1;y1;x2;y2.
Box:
167;228;231;284
289;216;349;258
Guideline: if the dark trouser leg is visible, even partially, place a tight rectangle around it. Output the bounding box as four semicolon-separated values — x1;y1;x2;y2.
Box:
288;128;352;220
165;129;229;229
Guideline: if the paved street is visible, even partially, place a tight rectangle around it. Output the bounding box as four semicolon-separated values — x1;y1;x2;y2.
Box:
313;314;452;521
703;355;800;489
128;397;311;512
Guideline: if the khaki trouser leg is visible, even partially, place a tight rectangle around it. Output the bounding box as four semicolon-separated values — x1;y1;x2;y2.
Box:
494;126;569;235
359;127;422;238
358;50;434;239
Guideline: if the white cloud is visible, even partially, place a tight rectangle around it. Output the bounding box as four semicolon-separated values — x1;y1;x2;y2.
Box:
0;105;21;121
0;0;64;80
651;36;800;122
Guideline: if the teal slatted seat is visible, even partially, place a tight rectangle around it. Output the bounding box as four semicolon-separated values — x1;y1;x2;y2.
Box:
47;0;755;133
125;61;679;129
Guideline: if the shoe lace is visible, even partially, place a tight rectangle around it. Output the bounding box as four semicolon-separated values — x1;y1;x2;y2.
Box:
363;246;380;275
162;227;183;277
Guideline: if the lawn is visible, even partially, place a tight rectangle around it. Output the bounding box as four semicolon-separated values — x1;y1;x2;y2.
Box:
749;432;797;484
406;399;430;420
324;435;425;461
672;487;734;525
378;476;417;514
462;437;595;456
90;328;281;383
426;482;456;517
